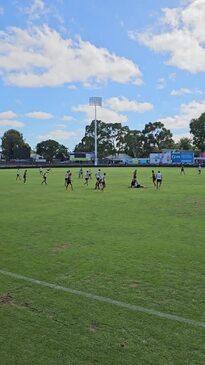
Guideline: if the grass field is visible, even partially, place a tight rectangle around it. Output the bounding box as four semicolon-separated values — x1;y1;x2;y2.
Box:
0;167;205;365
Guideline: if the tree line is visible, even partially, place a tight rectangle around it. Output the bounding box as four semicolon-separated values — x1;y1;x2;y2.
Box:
1;113;205;161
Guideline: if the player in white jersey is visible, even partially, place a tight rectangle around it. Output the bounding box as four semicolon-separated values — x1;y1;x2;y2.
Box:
99;173;106;190
16;168;21;181
95;169;102;190
198;164;202;175
66;170;73;190
156;171;162;189
78;167;83;179
65;171;69;186
84;170;90;185
88;169;92;179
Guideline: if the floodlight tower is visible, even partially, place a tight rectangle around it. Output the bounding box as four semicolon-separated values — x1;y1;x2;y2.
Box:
89;97;102;166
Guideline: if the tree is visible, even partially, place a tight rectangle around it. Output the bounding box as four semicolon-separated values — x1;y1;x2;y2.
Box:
124;130;144;157
13;143;31;159
55;144;69;161
142;122;174;155
1;129;31;160
190;113;205;151
75;120;127;157
36;140;68;162
177;137;193;150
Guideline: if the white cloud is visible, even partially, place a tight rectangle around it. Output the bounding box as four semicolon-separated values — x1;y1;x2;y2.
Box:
26;111;54;119
171;88;203;96
56;124;66;128
159;100;205;129
62;115;73;121
173;132;192;142
38;129;77;141
0;25;142;87
22;0;46;20
0;120;24;127
67;85;77;90
0;110;18;119
156;78;166;90
129;0;205;73
73;104;128;123
169;72;177;80
171;88;192;96
105;96;153;113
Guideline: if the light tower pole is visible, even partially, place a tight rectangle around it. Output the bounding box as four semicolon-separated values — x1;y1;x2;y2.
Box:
89;97;102;166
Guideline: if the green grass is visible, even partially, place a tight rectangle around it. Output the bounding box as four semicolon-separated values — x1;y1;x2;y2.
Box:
0;167;205;365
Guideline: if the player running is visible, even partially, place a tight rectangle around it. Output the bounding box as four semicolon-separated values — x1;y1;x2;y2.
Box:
23;170;27;184
65;171;69;186
156;171;162;189
99;173;106;191
78;167;83;179
16;168;21;181
151;170;156;187
95;169;102;190
198;164;202;175
180;164;185;175
66;170;73;191
41;172;48;185
88;169;92;180
39;167;43;175
84;170;90;185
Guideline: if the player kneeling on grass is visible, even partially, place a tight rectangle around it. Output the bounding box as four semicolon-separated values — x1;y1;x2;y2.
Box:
130;177;146;189
66;170;73;191
156;171;162;189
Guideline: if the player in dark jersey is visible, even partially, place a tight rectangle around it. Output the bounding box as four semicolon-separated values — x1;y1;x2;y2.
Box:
23;170;27;184
130;177;136;188
130;178;146;189
41;172;47;185
152;170;156;187
133;169;137;179
180;164;185;175
66;170;73;190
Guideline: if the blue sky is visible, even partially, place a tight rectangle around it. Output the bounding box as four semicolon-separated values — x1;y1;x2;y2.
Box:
0;0;205;150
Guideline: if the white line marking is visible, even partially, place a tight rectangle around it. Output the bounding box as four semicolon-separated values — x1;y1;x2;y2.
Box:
0;269;204;329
